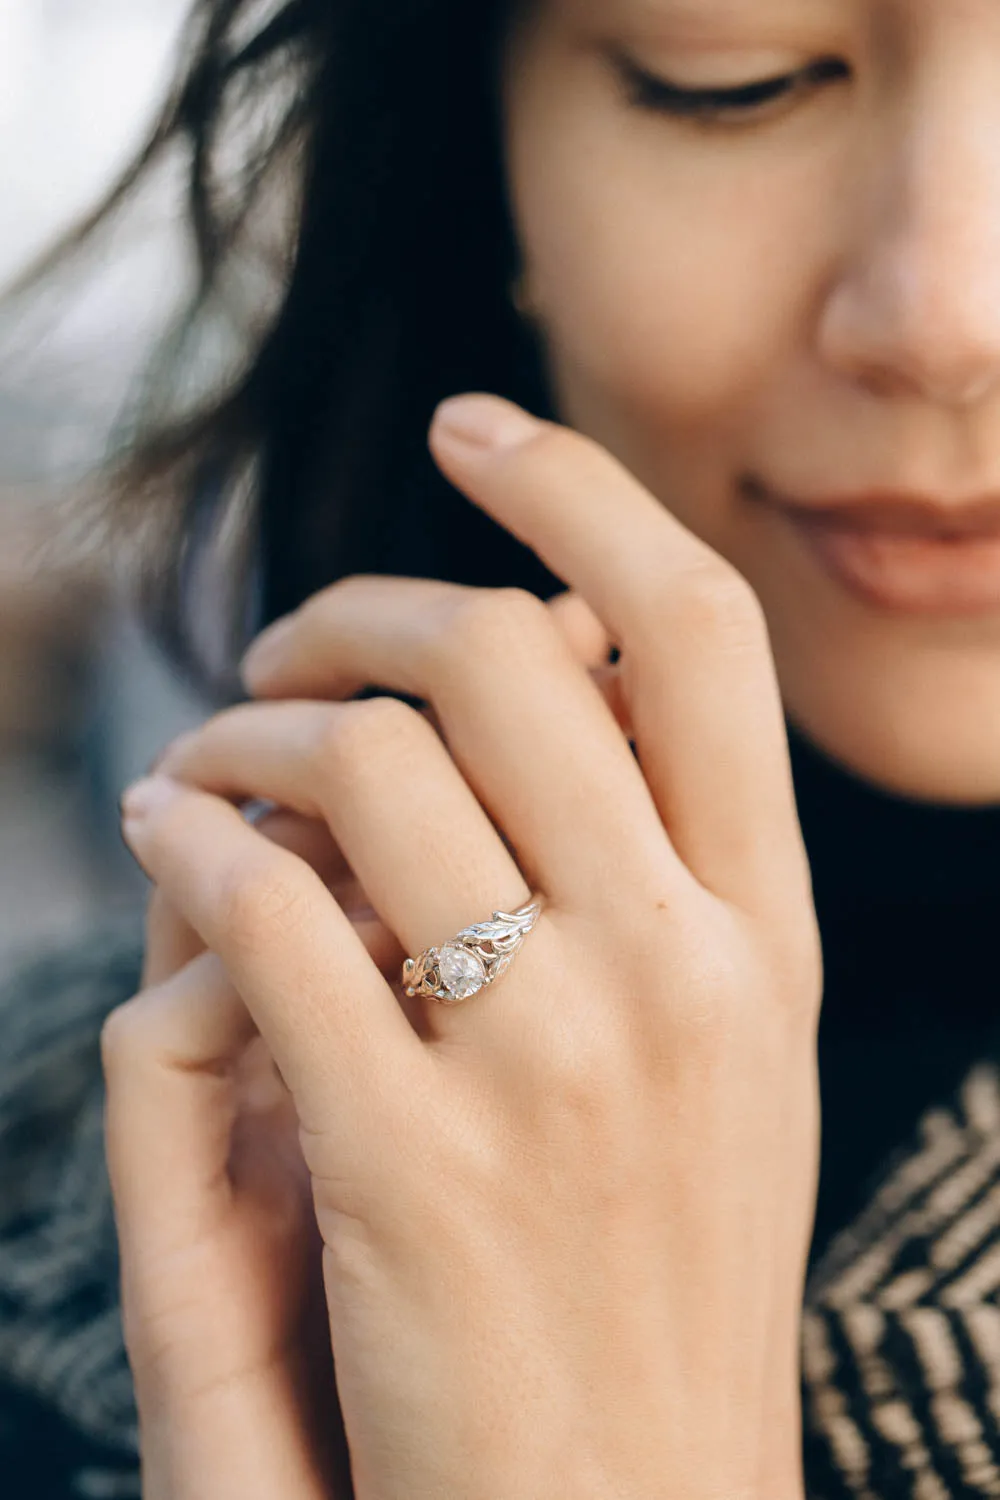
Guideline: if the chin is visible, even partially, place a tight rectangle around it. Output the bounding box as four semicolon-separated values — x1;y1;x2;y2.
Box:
784;677;1000;808
749;557;1000;806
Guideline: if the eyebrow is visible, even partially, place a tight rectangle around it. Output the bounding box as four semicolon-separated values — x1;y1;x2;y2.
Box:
560;0;844;54
566;0;832;26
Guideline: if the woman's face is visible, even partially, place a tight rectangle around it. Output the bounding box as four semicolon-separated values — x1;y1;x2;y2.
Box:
503;0;1000;804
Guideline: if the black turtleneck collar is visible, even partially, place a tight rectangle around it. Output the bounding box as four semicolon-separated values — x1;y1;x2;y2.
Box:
789;722;1000;1260
787;720;1000;911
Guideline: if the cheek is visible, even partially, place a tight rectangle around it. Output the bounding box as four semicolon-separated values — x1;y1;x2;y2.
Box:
507;95;837;428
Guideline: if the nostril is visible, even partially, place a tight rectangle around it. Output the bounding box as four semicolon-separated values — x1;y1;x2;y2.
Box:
901;360;999;409
817;237;1000;409
849;348;1000;408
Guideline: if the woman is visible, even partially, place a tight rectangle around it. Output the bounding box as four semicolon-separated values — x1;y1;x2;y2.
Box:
5;0;1000;1495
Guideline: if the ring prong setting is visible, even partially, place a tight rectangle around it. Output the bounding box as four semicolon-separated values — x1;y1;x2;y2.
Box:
437;944;488;1003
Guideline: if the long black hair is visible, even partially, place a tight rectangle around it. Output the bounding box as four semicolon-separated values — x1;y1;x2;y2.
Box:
17;0;558;686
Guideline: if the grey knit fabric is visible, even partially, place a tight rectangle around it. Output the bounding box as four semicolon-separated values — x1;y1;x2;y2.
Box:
5;931;1000;1499
0;929;142;1459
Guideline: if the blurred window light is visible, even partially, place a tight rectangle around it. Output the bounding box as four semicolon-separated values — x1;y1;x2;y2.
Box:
0;0;190;284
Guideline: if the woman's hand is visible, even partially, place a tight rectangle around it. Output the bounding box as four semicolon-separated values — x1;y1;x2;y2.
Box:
102;819;358;1499
118;395;823;1500
102;594;617;1500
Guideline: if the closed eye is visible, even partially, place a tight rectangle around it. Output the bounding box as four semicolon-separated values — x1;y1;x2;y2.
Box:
615;53;850;125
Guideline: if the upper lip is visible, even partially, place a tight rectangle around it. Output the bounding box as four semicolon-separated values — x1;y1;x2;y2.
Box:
763;486;1000;539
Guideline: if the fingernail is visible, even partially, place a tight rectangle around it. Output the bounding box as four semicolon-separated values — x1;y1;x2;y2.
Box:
120;775;180;822
432;394;543;451
241;614;295;687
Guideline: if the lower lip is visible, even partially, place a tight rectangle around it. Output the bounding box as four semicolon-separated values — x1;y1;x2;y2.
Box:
783;511;1000;615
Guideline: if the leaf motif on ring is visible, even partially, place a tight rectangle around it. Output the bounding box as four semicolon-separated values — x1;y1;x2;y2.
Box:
402;902;542;1004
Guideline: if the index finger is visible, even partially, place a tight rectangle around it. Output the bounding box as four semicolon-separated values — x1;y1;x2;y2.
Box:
427;396;808;913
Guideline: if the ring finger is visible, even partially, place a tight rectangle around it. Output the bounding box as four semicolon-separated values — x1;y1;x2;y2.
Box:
156;696;538;1028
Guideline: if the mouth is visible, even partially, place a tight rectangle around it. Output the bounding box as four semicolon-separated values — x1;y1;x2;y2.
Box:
748;479;1000;615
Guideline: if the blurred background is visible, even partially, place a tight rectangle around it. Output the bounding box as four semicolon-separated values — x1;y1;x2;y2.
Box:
0;0;208;967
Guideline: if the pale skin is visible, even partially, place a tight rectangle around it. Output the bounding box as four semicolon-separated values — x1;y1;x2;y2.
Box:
102;0;1000;1495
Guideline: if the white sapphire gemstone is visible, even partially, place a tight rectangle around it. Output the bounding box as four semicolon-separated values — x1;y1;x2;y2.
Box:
437;944;487;1001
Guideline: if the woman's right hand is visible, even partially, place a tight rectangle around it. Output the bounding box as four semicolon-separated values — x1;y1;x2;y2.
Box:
102;819;360;1500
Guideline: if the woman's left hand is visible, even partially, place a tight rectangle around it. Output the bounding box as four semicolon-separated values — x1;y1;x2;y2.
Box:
119;394;823;1500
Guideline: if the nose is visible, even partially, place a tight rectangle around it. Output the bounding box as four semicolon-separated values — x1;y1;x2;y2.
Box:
818;96;1000;408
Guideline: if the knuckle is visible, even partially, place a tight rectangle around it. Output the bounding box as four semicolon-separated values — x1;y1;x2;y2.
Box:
310;696;429;779
218;856;314;948
671;558;766;645
535;1021;630;1127
439;586;551;664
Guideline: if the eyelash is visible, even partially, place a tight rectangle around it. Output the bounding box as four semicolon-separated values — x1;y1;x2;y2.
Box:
617;54;850;125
